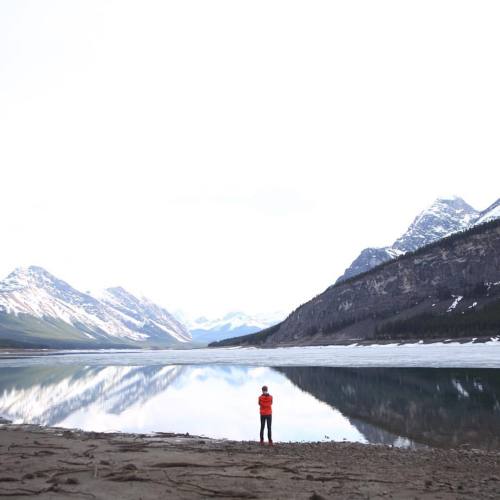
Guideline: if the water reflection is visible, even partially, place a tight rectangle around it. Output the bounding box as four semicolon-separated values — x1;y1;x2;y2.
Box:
278;367;500;449
0;365;366;443
0;364;499;448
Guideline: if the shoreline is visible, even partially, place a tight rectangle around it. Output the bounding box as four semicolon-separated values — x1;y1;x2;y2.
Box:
1;422;500;499
210;334;500;349
1;335;499;358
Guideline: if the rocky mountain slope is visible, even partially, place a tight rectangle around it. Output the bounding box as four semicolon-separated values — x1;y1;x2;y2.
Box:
0;266;190;348
95;287;190;344
213;218;500;347
337;197;498;283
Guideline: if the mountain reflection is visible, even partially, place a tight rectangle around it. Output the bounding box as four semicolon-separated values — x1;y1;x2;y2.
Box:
0;364;367;442
277;367;500;449
1;364;499;448
0;365;185;426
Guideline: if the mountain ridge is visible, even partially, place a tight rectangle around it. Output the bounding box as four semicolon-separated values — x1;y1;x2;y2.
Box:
0;266;190;348
212;218;500;347
336;197;498;283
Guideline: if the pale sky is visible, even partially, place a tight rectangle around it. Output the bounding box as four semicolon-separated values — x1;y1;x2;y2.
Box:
1;1;499;318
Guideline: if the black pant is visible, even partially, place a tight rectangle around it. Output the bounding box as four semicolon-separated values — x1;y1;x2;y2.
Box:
260;415;272;442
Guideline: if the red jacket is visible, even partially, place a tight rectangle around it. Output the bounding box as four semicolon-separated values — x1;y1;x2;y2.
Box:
258;393;273;416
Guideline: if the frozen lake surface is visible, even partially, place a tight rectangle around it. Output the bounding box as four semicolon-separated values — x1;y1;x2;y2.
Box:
2;341;500;368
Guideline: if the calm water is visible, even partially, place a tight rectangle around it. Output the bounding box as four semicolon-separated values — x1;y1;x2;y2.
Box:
1;358;500;449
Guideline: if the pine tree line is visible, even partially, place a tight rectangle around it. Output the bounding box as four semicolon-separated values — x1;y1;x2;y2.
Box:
375;299;500;340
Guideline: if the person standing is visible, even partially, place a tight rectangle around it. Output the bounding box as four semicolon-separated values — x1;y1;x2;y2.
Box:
258;385;273;445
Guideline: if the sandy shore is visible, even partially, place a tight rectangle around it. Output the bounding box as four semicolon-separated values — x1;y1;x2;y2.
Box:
1;423;499;499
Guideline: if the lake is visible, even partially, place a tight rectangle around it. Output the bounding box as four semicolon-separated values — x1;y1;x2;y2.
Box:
1;346;500;449
2;341;500;367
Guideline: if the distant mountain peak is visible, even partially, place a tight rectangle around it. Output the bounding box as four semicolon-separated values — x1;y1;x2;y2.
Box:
435;194;461;202
6;265;50;283
432;196;475;210
1;266;77;296
391;197;479;253
106;286;128;294
336;196;498;283
181;310;285;344
433;196;473;209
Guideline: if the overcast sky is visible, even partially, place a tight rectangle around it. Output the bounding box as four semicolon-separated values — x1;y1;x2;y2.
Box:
1;1;499;318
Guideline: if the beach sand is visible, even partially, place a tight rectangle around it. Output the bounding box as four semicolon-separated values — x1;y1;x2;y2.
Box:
0;422;499;499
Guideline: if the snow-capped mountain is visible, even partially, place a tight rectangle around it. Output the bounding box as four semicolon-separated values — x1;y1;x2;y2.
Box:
179;310;284;344
476;198;500;225
337;196;498;283
95;287;190;344
392;196;479;252
0;266;190;348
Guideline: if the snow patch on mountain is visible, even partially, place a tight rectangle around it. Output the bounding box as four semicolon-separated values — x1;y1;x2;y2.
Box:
475;199;500;225
96;287;190;343
337;196;499;283
0;267;146;341
392;197;479;252
187;311;281;332
177;310;284;343
0;266;190;345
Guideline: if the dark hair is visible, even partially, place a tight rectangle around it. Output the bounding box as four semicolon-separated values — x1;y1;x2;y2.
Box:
262;385;268;392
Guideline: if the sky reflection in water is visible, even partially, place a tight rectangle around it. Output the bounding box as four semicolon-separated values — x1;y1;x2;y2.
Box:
1;363;500;449
0;365;367;444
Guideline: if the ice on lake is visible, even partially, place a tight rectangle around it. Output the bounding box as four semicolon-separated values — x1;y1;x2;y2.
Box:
2;341;500;368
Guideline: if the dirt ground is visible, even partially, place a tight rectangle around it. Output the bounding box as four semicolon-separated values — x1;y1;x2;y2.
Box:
1;423;500;499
